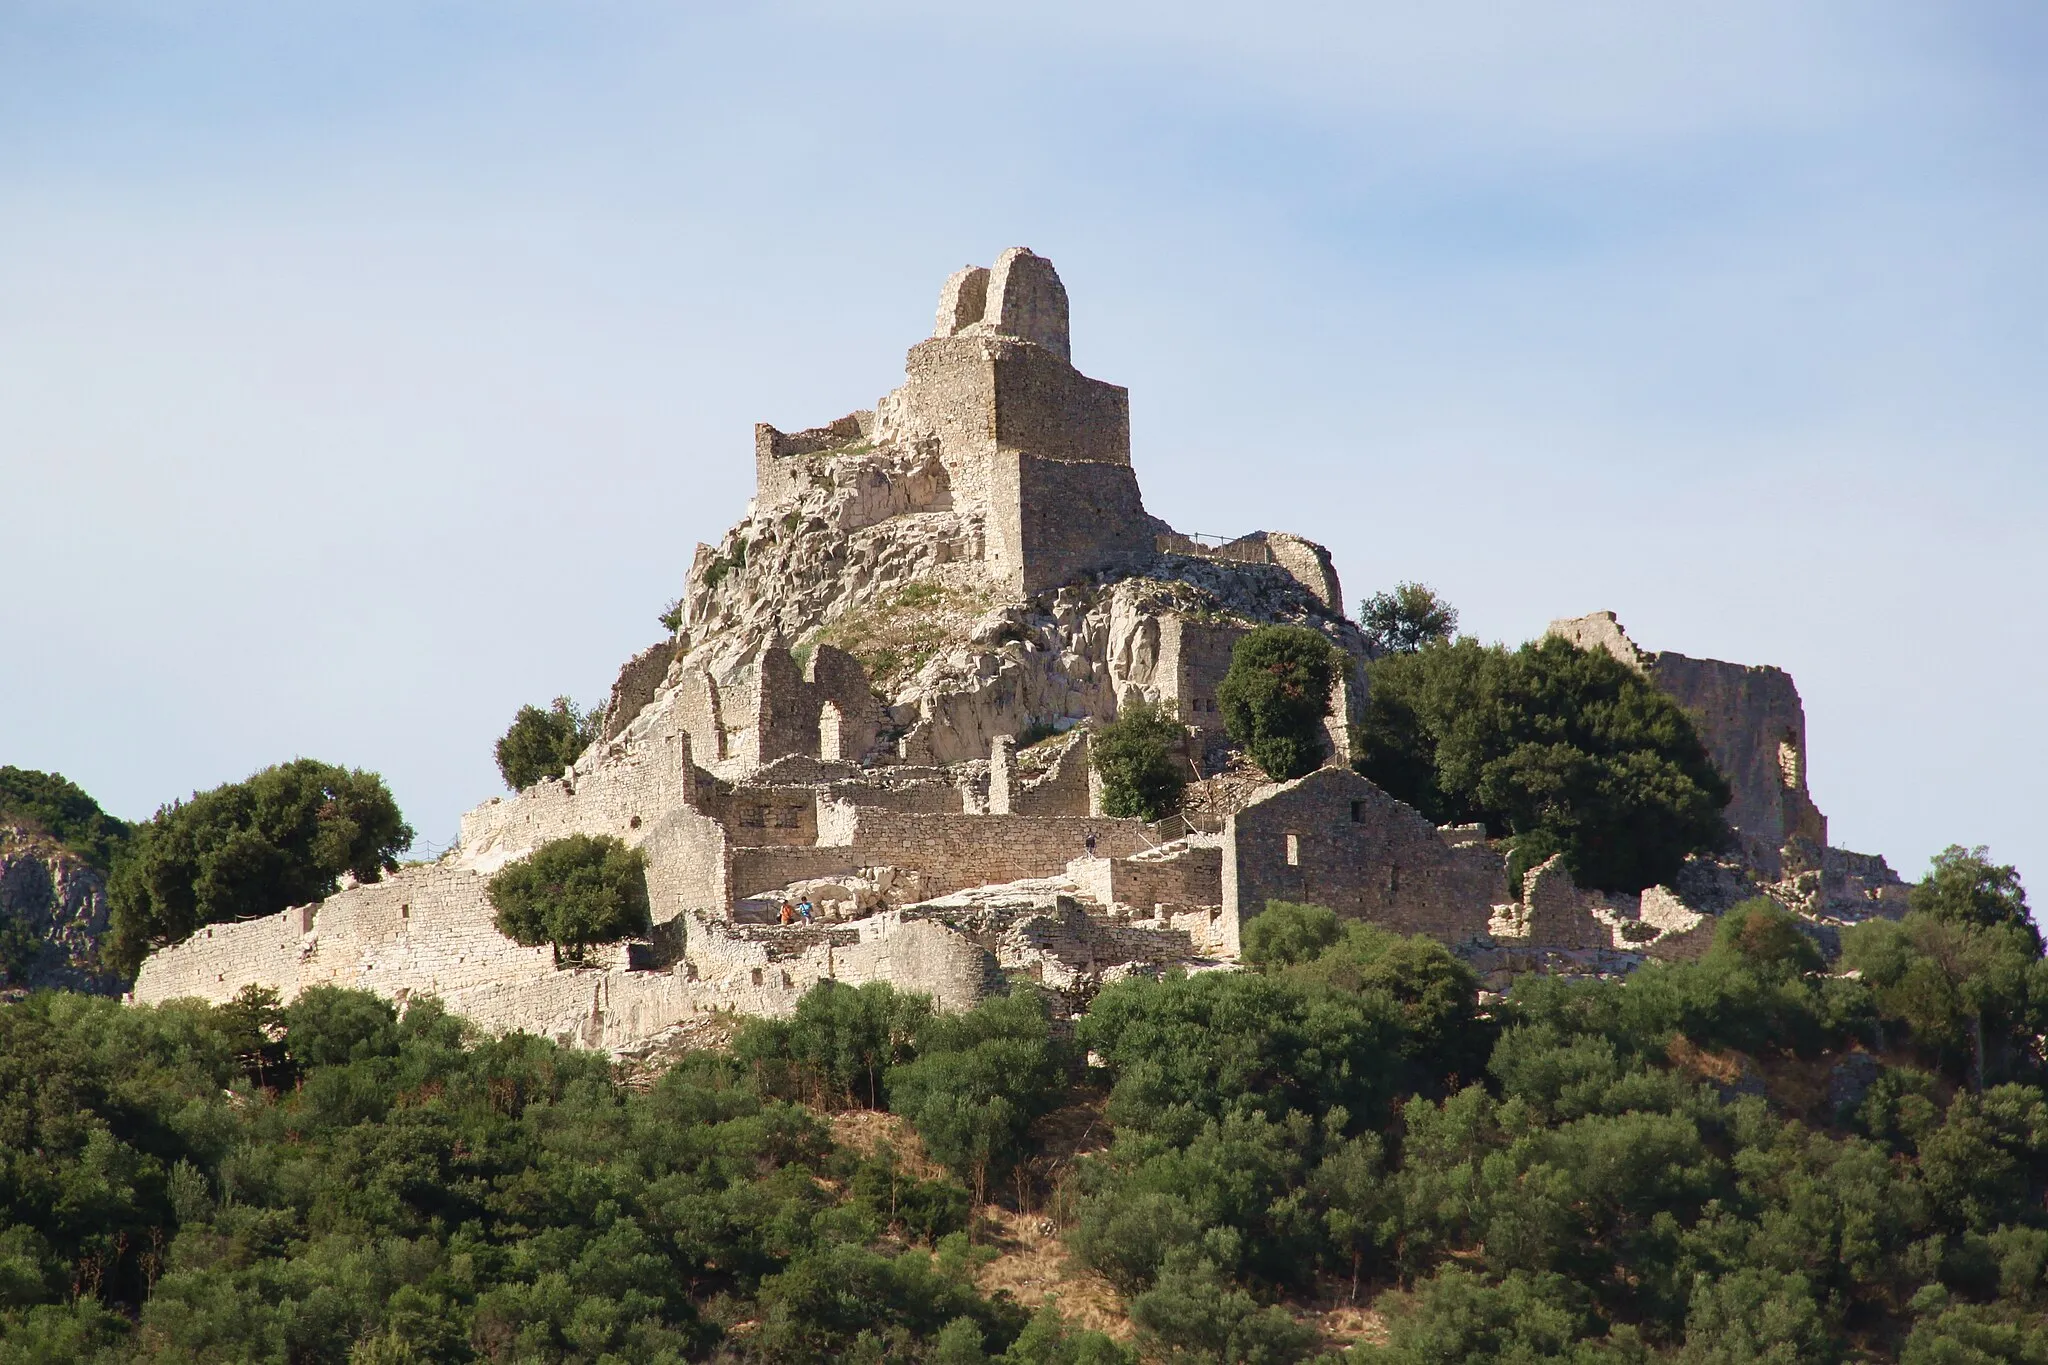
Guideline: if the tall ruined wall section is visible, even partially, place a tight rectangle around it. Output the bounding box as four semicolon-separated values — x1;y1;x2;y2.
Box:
873;249;1155;598
456;721;706;880
1550;612;1828;878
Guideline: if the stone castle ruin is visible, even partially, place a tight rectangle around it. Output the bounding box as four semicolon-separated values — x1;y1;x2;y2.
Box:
132;249;1909;1048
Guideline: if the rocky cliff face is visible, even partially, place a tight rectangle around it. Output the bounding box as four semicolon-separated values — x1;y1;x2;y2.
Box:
0;824;122;994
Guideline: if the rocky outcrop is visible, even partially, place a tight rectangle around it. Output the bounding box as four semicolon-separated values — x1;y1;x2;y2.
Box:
0;825;122;994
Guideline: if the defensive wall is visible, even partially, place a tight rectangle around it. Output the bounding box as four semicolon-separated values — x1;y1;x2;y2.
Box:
1550;611;1829;877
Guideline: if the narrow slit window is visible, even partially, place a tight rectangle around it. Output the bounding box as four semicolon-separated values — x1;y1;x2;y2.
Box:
1286;833;1300;866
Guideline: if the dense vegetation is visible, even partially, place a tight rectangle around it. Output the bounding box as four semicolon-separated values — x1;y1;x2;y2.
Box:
1353;635;1731;893
0;984;1120;1364
1356;583;1457;657
488;834;653;965
1089;701;1189;822
1217;627;1341;782
4;845;2046;1362
105;761;414;976
0;766;131;870
495;699;601;792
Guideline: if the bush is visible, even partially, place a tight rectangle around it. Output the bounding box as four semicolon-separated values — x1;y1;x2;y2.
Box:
1354;634;1730;892
1091;700;1188;821
888;989;1073;1204
1216;626;1341;782
487;833;650;964
106;760;413;975
494;696;598;791
735;979;931;1109
1239;901;1340;969
1359;582;1458;656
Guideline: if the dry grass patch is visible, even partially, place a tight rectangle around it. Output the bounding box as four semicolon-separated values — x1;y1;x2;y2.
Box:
828;1109;949;1181
973;1204;1133;1342
818;578;995;693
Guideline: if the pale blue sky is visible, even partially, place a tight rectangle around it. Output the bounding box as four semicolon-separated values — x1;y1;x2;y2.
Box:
4;3;2043;901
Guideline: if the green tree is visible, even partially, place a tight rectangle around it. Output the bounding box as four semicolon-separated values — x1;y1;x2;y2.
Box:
1216;626;1341;782
1239;902;1340;969
1090;701;1189;821
735;979;931;1109
487;833;651;965
1914;844;2039;951
494;696;598;791
105;760;412;975
887;989;1072;1205
0;767;131;870
1125;1255;1319;1365
1354;634;1730;892
1359;582;1458;656
1845;912;2044;1092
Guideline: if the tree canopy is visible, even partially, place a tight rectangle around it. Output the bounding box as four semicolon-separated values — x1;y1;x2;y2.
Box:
1358;582;1458;656
1216;626;1342;782
1089;700;1188;822
1353;634;1731;892
494;697;599;792
487;833;652;964
105;760;412;976
0;767;132;871
8;844;2048;1362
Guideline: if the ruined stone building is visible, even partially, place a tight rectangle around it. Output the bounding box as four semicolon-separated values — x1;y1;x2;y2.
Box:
131;249;1909;1049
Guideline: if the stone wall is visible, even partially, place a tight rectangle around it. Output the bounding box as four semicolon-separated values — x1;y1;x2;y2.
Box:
1159;616;1245;730
1221;767;1502;954
825;808;1153;897
1549;612;1827;877
457;723;700;876
601;639;679;741
638;805;731;919
1069;842;1223;912
728;642;886;770
683;909;1003;1014
989;452;1152;597
754;411;873;507
134;860;1007;1045
731;846;861;900
990;731;1093;817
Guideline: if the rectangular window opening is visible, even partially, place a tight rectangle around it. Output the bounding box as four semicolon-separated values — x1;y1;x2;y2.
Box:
1285;833;1300;866
1350;800;1366;823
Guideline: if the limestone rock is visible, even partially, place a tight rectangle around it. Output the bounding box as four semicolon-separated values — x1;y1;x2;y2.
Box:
0;825;121;994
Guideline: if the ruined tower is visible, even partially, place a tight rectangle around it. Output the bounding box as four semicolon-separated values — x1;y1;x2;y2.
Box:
754;248;1157;599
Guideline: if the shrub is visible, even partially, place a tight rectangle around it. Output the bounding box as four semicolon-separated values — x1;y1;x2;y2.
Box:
735;979;931;1109
1216;626;1341;782
494;696;598;791
106;760;412;975
1090;700;1188;821
887;989;1073;1204
487;833;650;965
1353;634;1730;892
1359;581;1458;655
1240;901;1340;969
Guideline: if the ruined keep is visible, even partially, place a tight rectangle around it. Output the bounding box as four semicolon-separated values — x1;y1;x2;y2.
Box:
130;249;1911;1050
